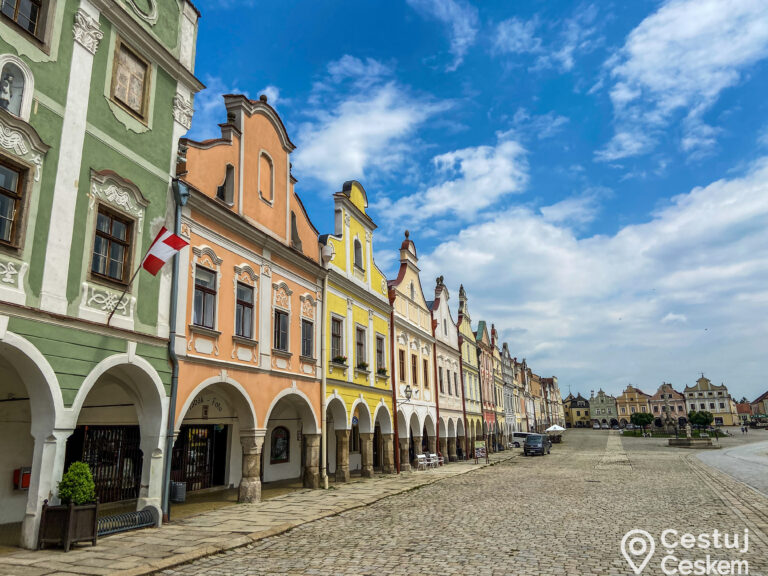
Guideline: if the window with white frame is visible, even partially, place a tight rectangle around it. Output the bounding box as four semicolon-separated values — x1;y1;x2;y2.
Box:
331;316;343;360
439;366;444;394
353;238;363;269
355;327;366;369
193;267;217;329
274;309;289;351
301;319;313;358
235;282;254;338
376;335;385;373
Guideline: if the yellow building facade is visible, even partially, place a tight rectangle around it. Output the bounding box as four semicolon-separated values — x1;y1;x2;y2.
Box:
320;181;395;481
616;385;651;426
683;376;739;427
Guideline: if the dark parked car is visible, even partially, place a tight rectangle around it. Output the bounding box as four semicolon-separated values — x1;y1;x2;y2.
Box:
523;434;551;456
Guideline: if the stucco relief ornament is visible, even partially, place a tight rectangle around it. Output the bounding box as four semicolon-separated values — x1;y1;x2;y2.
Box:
87;288;129;314
274;286;289;308
73;9;103;55
0;122;28;156
0;261;18;284
261;264;272;277
172;94;194;130
301;298;314;319
126;0;159;25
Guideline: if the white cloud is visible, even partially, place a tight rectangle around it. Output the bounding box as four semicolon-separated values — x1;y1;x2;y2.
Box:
374;135;528;226
294;56;450;187
492;17;542;55
187;75;248;141
512;108;570;140
598;0;768;160
406;0;479;71
258;85;281;106
539;190;605;228
419;157;768;400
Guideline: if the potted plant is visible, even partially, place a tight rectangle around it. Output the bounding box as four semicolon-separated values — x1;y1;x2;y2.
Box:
356;361;369;371
377;367;388;377
332;355;348;366
38;462;99;552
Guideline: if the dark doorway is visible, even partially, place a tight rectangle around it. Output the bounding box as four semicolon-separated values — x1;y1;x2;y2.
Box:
172;424;229;491
373;424;381;470
65;425;143;504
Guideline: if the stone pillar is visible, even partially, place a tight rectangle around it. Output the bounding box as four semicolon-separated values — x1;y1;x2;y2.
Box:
21;428;73;549
427;435;436;455
335;429;350;482
411;435;422;468
382;434;395;473
359;432;374;478
238;432;264;503
303;434;321;488
448;437;457;462
399;437;411;472
439;437;448;463
137;432;166;519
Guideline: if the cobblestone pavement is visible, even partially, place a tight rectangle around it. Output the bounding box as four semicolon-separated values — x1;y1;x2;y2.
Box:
0;452;510;576
163;431;768;576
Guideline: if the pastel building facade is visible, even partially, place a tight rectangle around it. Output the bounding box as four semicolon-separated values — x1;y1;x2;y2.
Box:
683;376;739;426
649;382;687;427
589;389;617;427
457;285;483;452
429;276;465;461
319;181;395;481
616;385;651;425
476;321;496;448
0;0;200;547
175;94;325;502
388;232;436;471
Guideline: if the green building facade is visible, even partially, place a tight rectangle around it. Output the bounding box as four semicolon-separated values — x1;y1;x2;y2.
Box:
0;0;202;548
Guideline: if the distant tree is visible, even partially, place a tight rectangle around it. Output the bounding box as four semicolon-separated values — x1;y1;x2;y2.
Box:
738;396;749;404
630;412;655;433
688;410;715;429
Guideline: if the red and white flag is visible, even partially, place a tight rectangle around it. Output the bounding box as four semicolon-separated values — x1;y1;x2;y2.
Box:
141;227;188;276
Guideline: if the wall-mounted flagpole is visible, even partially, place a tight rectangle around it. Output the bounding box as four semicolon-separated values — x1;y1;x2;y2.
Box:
106;266;142;326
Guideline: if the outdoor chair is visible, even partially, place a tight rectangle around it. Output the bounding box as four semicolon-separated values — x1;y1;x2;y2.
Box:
416;454;428;471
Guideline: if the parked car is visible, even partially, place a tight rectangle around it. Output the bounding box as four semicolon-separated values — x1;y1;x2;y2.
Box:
511;432;535;448
593;423;601;430
523;434;551;456
601;423;609;429
611;424;620;430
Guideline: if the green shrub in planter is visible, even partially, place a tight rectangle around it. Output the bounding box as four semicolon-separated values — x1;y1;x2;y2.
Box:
58;462;96;505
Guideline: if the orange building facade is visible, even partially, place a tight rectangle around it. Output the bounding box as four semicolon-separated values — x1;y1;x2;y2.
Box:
173;94;325;502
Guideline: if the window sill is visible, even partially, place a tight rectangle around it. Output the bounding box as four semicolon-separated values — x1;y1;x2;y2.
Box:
89;273;131;291
375;372;388;379
232;335;257;347
300;355;317;364
355;368;370;377
272;348;292;358
189;324;221;338
330;362;348;371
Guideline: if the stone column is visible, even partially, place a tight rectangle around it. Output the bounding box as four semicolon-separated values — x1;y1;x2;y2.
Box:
238;432;264;503
399;437;411;472
382;434;395;473
427;435;436;455
303;434;320;488
138;432;166;519
21;428;73;549
335;429;350;482
411;435;422;468
448;437;457;462
439;437;448;463
359;432;374;478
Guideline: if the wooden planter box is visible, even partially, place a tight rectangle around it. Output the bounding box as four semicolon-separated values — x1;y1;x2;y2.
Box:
38;499;99;552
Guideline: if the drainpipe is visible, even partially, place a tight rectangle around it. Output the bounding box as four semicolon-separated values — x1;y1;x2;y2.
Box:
457;333;468;460
162;178;189;523
388;289;400;473
430;315;440;462
319;245;332;489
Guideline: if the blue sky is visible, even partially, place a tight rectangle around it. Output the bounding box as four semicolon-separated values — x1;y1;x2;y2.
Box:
189;0;768;401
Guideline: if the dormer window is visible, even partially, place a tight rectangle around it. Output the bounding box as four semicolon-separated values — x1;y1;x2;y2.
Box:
353;238;363;269
216;164;235;204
